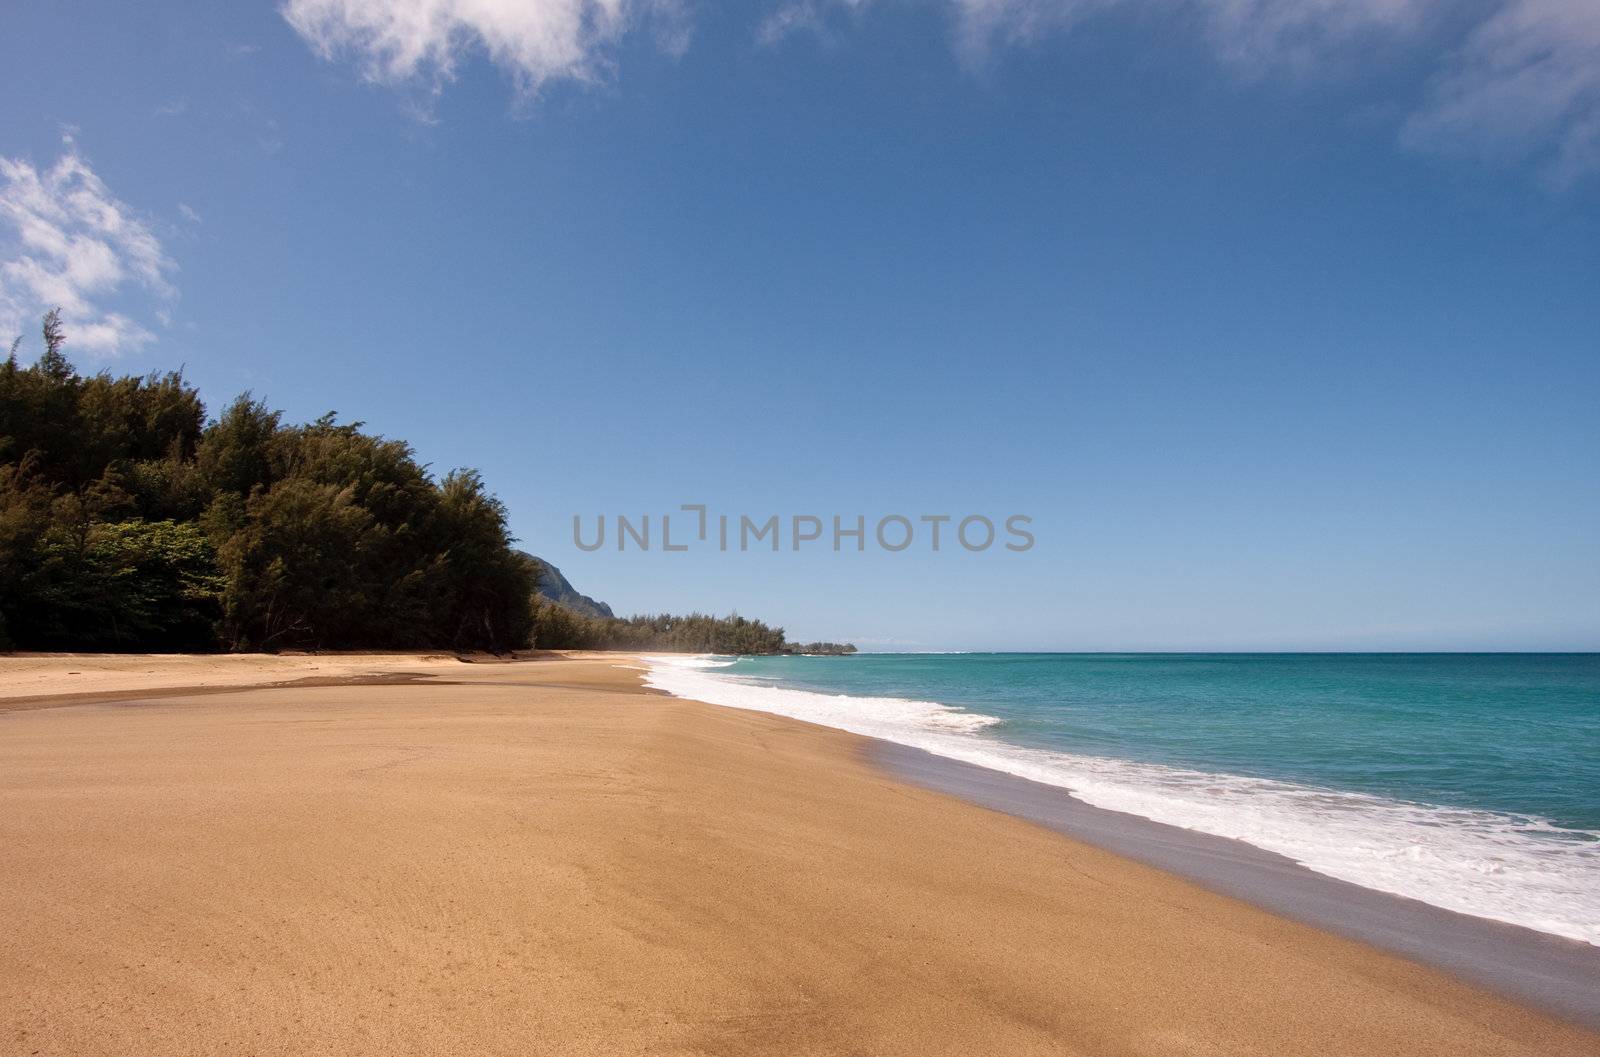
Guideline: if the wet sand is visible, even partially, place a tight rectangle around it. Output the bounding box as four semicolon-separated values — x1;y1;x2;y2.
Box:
875;741;1600;1029
2;653;1595;1056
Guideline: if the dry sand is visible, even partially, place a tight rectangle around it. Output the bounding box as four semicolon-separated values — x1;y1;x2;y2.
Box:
1;653;1595;1056
0;651;473;709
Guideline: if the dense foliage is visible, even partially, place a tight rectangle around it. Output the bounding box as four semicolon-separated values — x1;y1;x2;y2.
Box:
532;600;854;655
784;641;859;656
531;602;785;653
0;313;533;652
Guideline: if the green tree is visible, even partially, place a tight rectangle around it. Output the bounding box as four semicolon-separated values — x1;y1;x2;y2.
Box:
17;519;222;650
0;313;537;653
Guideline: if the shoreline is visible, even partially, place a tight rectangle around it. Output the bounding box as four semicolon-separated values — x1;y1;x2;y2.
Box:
639;652;1600;950
635;654;1600;1026
872;740;1600;1030
3;652;1596;1054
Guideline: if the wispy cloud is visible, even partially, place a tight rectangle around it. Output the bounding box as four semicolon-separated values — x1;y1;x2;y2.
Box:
1146;0;1432;74
259;118;286;156
762;0;1435;69
1406;0;1600;185
0;138;177;357
758;2;832;47
284;0;1600;182
281;0;687;102
778;0;1598;181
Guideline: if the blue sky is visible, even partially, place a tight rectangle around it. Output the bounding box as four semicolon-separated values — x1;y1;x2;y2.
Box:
2;0;1597;650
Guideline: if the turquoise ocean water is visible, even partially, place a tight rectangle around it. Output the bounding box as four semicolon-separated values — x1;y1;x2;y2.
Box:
644;653;1600;944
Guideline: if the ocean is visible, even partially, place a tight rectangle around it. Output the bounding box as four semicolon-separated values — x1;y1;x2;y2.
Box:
643;652;1600;946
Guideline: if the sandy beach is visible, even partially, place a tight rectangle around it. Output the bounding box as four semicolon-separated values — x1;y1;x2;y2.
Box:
2;653;1595;1057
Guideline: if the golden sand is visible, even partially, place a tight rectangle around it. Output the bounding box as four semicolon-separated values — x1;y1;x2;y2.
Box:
1;653;1593;1056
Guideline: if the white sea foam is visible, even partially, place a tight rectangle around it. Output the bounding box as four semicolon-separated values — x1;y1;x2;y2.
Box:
640;655;738;670
643;655;1600;946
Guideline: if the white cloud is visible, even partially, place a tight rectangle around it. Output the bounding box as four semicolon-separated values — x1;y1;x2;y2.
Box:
906;0;1600;180
809;0;1598;180
284;0;1600;182
761;0;1434;69
758;1;852;47
1171;0;1432;73
281;0;685;99
0;141;176;357
759;5;820;47
1406;0;1600;184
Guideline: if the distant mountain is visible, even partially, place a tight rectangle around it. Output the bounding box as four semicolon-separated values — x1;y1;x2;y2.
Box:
519;553;615;620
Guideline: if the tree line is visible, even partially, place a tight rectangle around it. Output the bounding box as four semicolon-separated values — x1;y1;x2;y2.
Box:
1;312;533;651
531;600;856;654
1;313;855;657
532;603;792;653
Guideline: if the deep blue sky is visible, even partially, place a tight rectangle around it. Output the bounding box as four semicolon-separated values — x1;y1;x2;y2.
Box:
2;0;1597;650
